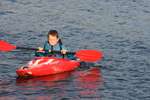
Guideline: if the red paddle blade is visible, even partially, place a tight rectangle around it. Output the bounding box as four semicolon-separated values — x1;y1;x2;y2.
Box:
0;40;16;52
75;50;103;62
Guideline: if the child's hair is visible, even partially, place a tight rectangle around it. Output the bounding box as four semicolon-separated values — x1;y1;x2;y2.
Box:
47;30;59;38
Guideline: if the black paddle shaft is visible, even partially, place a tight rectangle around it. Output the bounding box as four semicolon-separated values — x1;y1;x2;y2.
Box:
17;47;37;50
16;46;75;54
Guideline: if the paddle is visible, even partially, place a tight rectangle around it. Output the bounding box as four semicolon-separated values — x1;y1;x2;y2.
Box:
0;40;103;62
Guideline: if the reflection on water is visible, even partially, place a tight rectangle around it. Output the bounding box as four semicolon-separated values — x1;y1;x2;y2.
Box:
14;67;103;100
73;67;103;99
16;71;72;87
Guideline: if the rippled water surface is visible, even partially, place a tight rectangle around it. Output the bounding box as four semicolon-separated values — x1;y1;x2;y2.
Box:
0;0;150;100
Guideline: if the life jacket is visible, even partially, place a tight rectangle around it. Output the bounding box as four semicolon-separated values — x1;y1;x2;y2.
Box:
50;39;63;52
49;39;65;58
35;39;63;57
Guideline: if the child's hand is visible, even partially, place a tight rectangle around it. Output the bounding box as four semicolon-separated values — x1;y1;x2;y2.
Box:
38;47;43;51
61;50;67;54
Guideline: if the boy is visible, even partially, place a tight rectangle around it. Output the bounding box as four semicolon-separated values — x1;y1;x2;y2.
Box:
35;30;67;57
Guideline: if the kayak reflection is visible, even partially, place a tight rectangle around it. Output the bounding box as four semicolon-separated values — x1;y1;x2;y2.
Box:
16;67;103;99
16;71;72;87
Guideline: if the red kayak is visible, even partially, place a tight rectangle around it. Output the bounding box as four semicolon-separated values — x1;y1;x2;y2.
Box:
0;40;103;77
16;57;80;77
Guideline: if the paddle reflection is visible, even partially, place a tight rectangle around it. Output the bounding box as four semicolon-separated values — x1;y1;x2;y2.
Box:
73;67;103;99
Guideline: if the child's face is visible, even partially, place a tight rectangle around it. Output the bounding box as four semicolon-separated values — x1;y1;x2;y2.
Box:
48;35;59;45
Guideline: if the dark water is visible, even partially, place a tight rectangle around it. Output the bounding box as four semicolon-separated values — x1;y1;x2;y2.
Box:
0;0;150;100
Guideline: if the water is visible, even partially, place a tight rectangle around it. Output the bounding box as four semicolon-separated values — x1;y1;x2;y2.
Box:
0;0;150;100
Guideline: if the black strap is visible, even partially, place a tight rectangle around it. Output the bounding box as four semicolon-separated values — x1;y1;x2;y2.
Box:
51;45;54;54
59;39;65;58
59;39;63;51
